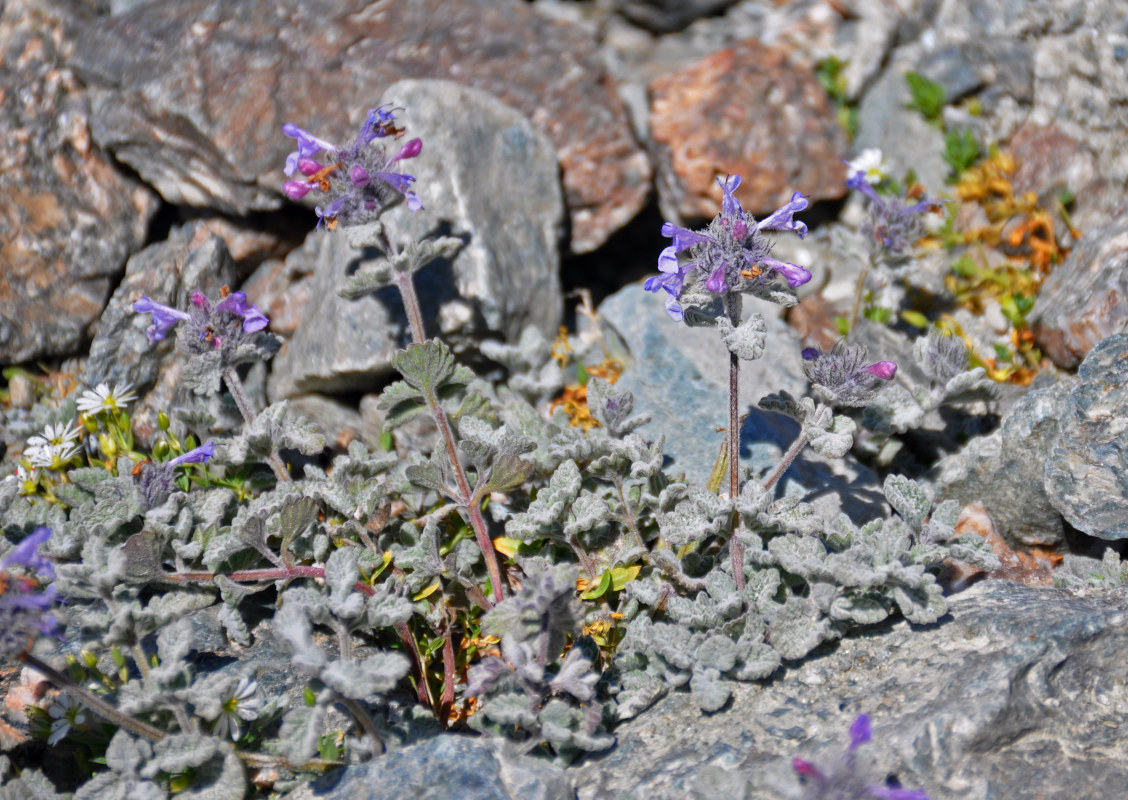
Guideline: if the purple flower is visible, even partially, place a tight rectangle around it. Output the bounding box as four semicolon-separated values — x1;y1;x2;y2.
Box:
133;296;192;344
645;175;811;321
802;340;898;407
215;292;270;333
167;441;215;468
792;714;929;800
280;107;424;227
0;527;58;657
848;174;943;261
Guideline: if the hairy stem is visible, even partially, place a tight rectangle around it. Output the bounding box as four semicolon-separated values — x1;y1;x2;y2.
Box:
379;229;504;605
724;293;745;591
222;367;291;483
20;652;167;742
440;609;456;728
762;429;811;492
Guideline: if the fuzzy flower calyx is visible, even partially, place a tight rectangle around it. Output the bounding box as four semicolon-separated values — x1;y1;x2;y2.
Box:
848;173;943;262
791;714;928;800
133;441;216;509
646;175;811;321
133;288;270;363
281;105;423;229
802;340;897;407
0;527;58;657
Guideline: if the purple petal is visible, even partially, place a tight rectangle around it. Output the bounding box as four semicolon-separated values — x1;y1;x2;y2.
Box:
405;192;423;212
282;123;336;176
757;191;809;237
801;347;820;361
2;526;53;579
350;164;371;188
215;292;269;333
848;173;881;203
866;361;898;380
660;222;710;252
283;180;313;201
849;714;873;750
297;158;323;177
360;105;400;142
385;137;422;167
168;441;216;468
762;257;812;288
644;270;684;299
663;295;684;321
867;786;929;800
657;245;682;274
792;757;824;781
315;197;345;228
133;296;191;344
717;174;744;217
372;170;416;195
704;265;729;293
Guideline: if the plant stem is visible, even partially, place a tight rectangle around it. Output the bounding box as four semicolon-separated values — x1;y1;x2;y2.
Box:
378;229;504;605
847;261;871;337
20;652;167;742
222;367;291;483
338;695;384;756
762;430;811;492
440;609;456;728
724;293;745;591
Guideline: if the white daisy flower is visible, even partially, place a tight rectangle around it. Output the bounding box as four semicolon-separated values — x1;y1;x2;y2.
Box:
211;676;263;741
76;382;137;415
8;464;39;495
845;148;891;185
27;421;82;450
47;694;87;746
26;442;82;471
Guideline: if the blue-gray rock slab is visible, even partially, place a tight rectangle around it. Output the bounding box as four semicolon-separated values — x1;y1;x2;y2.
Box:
289;734;572;800
573;580;1128;800
267;79;563;400
66;0;648;253
1045;333;1128;540
596;284;884;524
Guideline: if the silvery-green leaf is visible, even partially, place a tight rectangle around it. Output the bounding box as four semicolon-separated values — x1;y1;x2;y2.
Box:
731;635;781;681
324;548;365;620
478;692;538;729
678;283;724;327
273;602;326;673
152;735;218;773
864;383;925;434
829;595;889;624
182;350;223;396
549;649;599;702
476;453;537;496
768;533;826;578
321;651;410;699
767;597;829;660
717;312;767;361
884;474;930;532
563;493;610;537
694;634;738;672
946;534;1002;572
942;367;997;404
758;390;806;421
104;729;152;775
276;703;326;765
179;746;245;800
807;414;856;459
390;340;457;395
892;581;947;624
689;667;731;712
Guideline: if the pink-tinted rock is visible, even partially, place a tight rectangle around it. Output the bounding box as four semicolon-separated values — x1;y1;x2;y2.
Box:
0;0;157;364
1007;123;1107;240
648;38;848;224
1029;217;1128;369
69;0;649;253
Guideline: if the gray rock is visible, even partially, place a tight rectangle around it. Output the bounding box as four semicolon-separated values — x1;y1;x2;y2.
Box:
67;0;648;253
596;284;885;524
268;79;564;400
574;580;1128;800
609;0;741;34
1045;334;1128;541
0;0;157;364
291;734;572;800
930;378;1073;548
1030;217;1128;370
287;394;382;452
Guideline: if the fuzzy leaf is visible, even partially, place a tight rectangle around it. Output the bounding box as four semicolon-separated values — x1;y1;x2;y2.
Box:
182;351;223;396
152;735;218;773
276;704;326;765
320;651;410;699
829;595;890;624
807;414;857;459
391;340;457;395
689;667;731;712
884;474;930;532
695;634;738;672
717;312;767;361
768;597;830;660
892;580;947;624
375;380;428;430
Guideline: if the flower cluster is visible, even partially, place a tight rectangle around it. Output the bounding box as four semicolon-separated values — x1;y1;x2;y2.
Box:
132;441;216;509
23;421;82;472
848;173;942;262
802;340;897;407
845;148;891;187
645;175;811;321
0;527;58;658
791;714;928;800
133;288;269;356
76;382;137;417
281;105;423;229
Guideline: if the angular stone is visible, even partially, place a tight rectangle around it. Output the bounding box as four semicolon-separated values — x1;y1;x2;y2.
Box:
289;734;572;800
1045;334;1128;540
1029;217;1128;369
611;0;740;33
0;0;157;363
68;0;649;253
649;38;848;224
595;284;883;524
268;79;564;400
929;378;1073;548
575;580;1128;800
1008;123;1106;237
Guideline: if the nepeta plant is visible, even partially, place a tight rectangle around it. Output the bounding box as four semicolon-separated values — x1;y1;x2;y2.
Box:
644;175;812;587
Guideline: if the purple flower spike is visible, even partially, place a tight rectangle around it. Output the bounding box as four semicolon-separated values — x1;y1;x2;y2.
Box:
133;296;192;344
866;361;897;380
282;123;337;176
215;291;269;333
168;440;216;468
283;180;314;201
